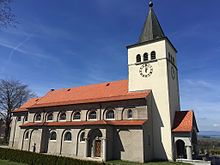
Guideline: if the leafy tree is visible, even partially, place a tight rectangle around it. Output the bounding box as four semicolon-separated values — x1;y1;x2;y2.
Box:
0;79;35;143
0;0;16;28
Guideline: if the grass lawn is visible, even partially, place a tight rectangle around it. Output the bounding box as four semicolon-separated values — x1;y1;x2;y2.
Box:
0;159;191;165
0;160;27;165
107;160;192;165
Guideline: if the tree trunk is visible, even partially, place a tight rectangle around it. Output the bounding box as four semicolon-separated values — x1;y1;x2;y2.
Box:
4;117;11;144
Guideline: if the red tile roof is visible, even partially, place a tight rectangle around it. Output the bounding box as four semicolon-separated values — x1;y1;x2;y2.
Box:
13;97;42;112
20;120;147;127
27;80;151;109
172;110;198;132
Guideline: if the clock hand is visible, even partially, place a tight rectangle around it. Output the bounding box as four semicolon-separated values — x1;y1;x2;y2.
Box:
145;67;148;73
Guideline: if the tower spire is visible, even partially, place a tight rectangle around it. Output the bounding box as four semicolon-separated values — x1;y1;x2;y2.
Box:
138;1;165;43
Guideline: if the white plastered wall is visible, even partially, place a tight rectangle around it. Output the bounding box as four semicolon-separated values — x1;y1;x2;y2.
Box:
166;41;180;126
115;128;144;162
9;116;24;149
128;39;178;161
9;117;16;147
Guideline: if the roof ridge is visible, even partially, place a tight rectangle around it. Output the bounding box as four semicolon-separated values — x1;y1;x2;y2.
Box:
14;80;152;111
48;79;128;92
38;89;150;104
30;90;151;108
179;110;194;113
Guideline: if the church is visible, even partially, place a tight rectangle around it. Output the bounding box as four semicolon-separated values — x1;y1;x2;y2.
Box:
9;1;199;163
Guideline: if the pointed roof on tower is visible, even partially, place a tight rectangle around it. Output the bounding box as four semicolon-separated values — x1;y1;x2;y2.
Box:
127;1;177;52
138;1;165;43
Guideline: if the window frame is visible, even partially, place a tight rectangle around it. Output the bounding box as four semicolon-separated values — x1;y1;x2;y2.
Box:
172;56;175;63
143;53;148;61
35;114;41;121
106;110;115;120
24;116;28;122
128;110;133;119
151;51;156;60
24;131;29;140
88;111;97;120
80;132;85;143
47;113;53;121
73;112;81;121
17;116;21;121
50;131;57;141
64;132;72;142
59;112;66;121
136;54;141;63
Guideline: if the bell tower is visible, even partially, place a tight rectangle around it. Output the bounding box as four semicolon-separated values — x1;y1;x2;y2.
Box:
127;1;180;160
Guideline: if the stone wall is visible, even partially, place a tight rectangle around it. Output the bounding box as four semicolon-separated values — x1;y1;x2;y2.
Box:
10;98;154;163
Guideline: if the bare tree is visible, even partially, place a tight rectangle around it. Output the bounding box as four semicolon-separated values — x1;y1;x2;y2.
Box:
0;79;35;143
0;0;16;28
0;112;3;119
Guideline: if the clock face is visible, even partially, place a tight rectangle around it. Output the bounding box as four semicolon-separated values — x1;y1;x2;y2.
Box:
171;66;175;79
139;64;153;78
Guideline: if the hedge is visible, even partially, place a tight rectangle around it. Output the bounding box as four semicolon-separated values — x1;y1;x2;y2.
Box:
210;150;220;155
0;138;8;145
0;147;106;165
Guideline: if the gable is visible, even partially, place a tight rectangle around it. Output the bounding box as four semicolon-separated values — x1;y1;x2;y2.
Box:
13;97;42;112
172;110;199;132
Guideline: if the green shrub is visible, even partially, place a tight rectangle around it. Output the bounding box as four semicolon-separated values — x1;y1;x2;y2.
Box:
210;150;220;155
0;147;106;165
0;138;8;145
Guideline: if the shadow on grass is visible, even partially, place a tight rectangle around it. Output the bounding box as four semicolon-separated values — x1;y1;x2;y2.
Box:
0;159;27;165
107;160;192;165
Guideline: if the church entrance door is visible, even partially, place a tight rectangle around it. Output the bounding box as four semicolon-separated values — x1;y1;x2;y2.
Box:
176;139;186;158
87;129;102;158
95;140;101;157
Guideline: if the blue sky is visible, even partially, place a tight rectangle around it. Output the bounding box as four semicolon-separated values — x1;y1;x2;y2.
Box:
0;0;219;132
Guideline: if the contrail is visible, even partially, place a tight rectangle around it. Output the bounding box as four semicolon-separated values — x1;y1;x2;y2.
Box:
0;34;33;74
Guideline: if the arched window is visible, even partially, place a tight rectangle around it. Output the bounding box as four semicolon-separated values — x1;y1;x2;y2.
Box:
24;116;28;121
64;132;72;141
35;114;41;121
17;116;21;121
25;131;29;139
151;51;156;60
80;132;85;142
106;110;114;119
73;112;81;120
168;53;171;60
136;54;141;63
47;113;53;121
89;111;96;120
143;53;148;61
59;113;66;120
128;110;133;119
50;132;57;140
